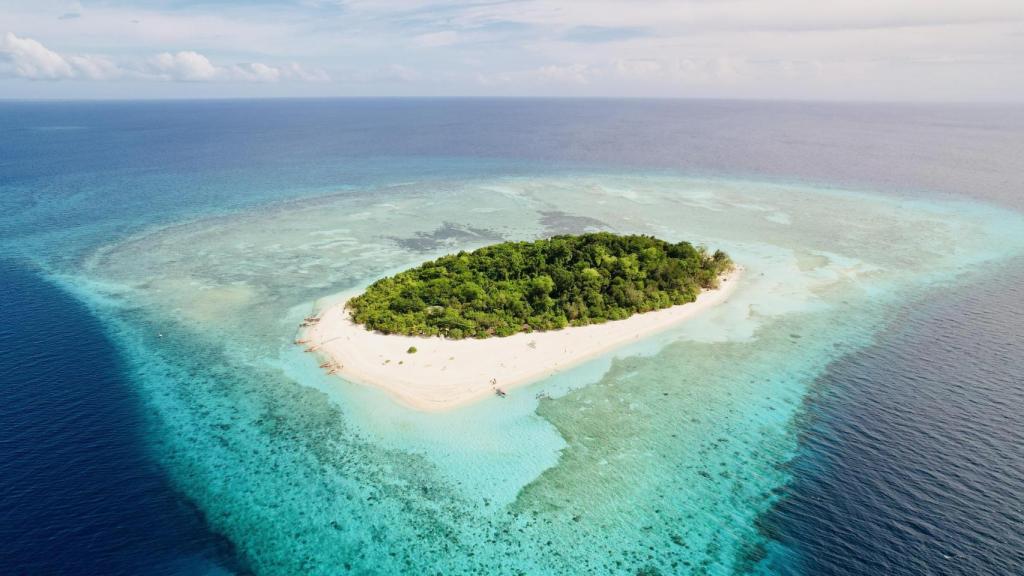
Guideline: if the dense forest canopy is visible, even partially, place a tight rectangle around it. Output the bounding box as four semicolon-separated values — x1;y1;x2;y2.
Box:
347;233;733;339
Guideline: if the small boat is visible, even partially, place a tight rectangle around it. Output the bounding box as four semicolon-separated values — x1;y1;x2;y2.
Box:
304;345;319;352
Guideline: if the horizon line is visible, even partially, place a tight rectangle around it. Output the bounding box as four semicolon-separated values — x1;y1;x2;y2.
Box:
0;95;1021;107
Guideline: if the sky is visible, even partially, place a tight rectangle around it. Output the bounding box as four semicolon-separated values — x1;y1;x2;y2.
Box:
1;0;1022;101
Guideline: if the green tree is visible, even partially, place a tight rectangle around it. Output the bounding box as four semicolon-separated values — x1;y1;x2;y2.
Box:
346;232;733;339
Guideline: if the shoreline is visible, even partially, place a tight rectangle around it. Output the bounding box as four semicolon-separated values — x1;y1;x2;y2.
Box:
301;267;743;411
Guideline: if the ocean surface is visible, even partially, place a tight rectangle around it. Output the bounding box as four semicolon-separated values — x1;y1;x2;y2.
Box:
1;99;1022;575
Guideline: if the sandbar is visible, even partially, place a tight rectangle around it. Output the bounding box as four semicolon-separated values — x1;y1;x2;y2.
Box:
301;268;742;411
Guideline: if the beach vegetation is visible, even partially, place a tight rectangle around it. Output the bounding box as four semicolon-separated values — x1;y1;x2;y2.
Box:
347;232;732;339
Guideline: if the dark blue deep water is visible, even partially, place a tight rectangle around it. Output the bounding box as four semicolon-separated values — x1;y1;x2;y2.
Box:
0;262;237;574
1;99;1023;574
765;261;1024;575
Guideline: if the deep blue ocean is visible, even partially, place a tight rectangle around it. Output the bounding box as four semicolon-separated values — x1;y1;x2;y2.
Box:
1;99;1022;575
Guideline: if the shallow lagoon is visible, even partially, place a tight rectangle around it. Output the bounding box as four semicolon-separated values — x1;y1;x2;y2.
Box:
70;174;1024;574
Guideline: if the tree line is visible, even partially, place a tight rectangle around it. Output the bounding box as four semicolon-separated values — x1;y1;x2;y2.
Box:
347;232;733;339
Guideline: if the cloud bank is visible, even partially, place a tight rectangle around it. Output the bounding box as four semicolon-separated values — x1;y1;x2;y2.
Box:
0;32;328;84
2;0;1022;100
0;32;118;80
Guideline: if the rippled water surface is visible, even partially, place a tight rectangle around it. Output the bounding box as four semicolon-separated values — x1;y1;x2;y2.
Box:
2;100;1023;575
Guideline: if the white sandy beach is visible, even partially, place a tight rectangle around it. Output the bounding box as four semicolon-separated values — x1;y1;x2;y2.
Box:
301;268;742;411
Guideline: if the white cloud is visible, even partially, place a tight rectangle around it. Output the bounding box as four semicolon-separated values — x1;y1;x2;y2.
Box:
220;62;330;83
0;33;328;84
149;51;330;83
442;0;1023;34
150;51;218;81
67;54;122;80
0;32;122;80
2;0;1022;100
1;32;74;79
226;62;281;83
283;63;331;82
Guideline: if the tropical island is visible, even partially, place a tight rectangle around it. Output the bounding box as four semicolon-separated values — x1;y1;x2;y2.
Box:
347;233;733;338
301;233;740;411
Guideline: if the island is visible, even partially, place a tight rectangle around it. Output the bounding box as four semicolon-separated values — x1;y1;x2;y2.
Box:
300;233;740;410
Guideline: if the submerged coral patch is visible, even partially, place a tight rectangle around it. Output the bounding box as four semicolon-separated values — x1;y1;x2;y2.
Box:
80;174;1024;574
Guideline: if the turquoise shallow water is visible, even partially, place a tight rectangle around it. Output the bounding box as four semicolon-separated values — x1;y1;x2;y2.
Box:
68;174;1024;574
5;99;1024;575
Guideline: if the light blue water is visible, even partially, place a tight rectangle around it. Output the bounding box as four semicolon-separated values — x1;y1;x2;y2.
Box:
74;174;1024;574
3;100;1024;575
